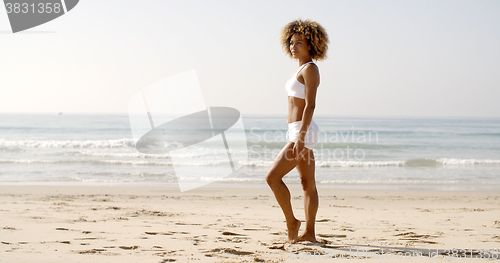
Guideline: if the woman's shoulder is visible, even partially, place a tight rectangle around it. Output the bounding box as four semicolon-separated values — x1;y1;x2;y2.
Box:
301;63;320;76
305;62;319;69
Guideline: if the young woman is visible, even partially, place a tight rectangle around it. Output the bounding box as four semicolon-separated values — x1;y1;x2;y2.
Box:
266;19;329;243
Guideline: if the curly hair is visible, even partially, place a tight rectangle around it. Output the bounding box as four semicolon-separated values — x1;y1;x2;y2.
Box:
280;19;329;61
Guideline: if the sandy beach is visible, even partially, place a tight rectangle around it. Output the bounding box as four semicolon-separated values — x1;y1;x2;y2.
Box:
1;185;499;262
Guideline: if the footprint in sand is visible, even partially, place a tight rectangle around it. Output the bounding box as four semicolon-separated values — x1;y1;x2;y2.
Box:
221;231;246;236
215;236;250;243
395;232;439;244
267;242;290;250
202;247;254;256
76;248;106;254
483;220;500;228
119;245;139;250
243;226;271;231
145;231;174;235
317;234;346;238
292;247;328;255
154;250;184;257
74;237;98;240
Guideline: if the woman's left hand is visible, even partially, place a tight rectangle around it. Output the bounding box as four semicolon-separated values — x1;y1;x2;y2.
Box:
293;139;306;160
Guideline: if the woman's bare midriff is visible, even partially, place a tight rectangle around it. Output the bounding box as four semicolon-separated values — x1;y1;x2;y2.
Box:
287;96;306;124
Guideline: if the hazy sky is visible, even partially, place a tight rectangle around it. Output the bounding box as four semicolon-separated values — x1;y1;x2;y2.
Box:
1;0;499;117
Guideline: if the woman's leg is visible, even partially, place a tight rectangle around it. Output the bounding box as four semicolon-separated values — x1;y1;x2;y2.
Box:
296;148;318;242
266;142;302;243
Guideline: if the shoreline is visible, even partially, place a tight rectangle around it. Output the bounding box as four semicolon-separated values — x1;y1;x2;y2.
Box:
3;184;500;192
0;182;499;192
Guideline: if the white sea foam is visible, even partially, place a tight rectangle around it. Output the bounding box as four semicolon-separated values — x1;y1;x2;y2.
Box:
0;158;237;167
318;179;500;184
78;150;232;159
317;160;405;167
78;151;171;159
0;159;59;164
0;138;135;149
239;160;275;167
436;158;500;165
2;158;499;167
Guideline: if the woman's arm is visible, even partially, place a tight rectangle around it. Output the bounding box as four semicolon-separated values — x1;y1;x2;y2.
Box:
297;64;320;142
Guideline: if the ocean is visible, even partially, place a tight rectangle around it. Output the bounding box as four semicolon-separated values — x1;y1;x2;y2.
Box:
1;113;499;191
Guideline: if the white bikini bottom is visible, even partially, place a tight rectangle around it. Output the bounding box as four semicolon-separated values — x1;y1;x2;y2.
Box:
286;119;320;149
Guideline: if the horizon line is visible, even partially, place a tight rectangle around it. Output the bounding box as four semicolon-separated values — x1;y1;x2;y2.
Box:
0;111;499;119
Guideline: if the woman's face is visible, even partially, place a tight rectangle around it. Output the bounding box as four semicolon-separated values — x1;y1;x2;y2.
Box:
290;33;311;60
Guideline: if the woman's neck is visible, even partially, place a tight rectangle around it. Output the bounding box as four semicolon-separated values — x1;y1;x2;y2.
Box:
298;58;313;66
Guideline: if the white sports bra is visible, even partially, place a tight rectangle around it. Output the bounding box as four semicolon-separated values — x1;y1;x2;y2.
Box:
285;61;316;100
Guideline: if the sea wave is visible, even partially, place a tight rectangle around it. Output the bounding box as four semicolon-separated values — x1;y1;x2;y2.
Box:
318;179;500;184
76;151;229;159
0;158;236;167
1;157;499;168
436;158;500;165
0;159;173;166
0;138;412;150
317;160;405;168
0;138;135;149
247;141;411;150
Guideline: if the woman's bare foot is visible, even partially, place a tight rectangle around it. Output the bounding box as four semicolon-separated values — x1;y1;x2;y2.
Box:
286;219;301;243
298;231;317;242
